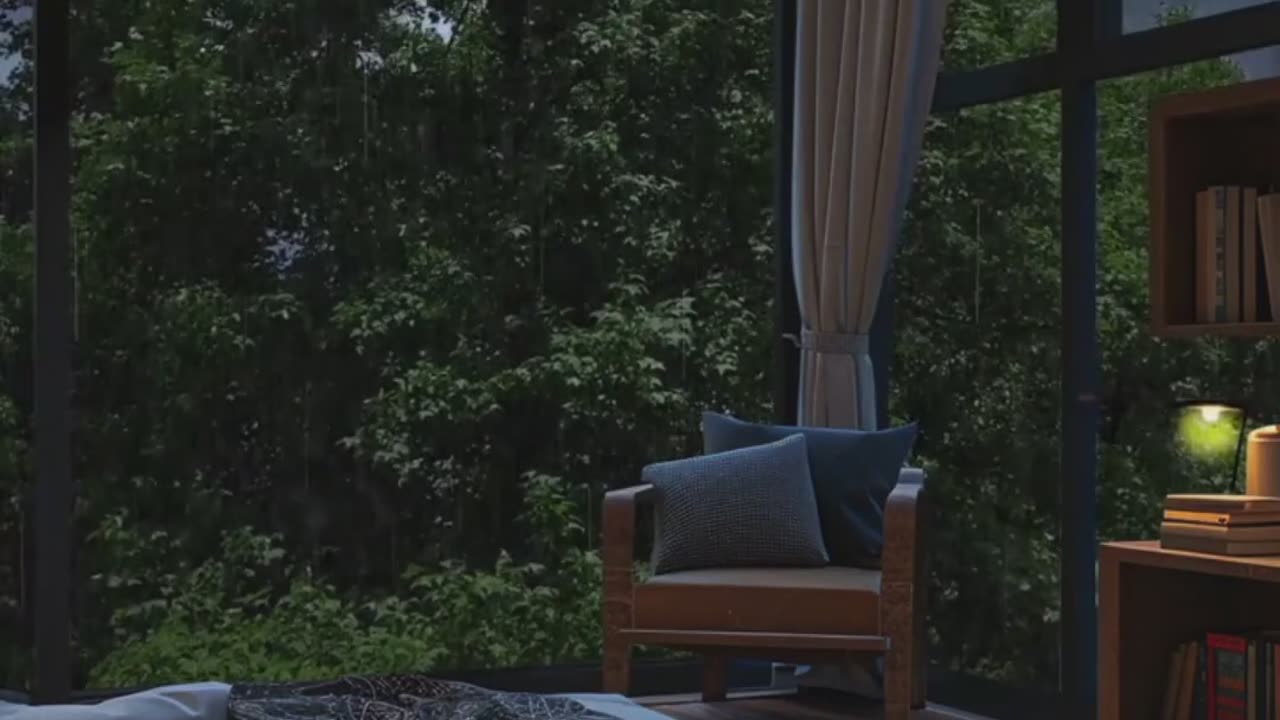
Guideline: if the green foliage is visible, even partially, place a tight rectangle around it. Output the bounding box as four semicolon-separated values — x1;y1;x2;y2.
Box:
90;528;447;686
3;0;1279;696
1;0;772;689
91;481;606;686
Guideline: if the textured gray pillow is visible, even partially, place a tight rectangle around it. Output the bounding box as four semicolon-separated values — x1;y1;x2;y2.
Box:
644;434;829;575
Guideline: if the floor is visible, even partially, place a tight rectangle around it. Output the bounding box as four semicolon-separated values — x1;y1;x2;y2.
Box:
642;691;992;719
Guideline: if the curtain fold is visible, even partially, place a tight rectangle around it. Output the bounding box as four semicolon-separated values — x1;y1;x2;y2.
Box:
791;0;948;429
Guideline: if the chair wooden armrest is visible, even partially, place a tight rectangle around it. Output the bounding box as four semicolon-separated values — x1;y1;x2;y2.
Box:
602;484;654;693
881;467;929;711
603;483;654;577
883;469;926;584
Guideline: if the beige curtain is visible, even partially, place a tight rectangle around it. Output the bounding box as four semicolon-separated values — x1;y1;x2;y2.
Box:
792;0;948;429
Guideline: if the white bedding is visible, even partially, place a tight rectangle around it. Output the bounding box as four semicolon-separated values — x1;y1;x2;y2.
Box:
0;683;231;720
558;694;673;720
0;683;673;720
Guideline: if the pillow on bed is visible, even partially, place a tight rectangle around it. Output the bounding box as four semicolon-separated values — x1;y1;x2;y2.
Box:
701;411;918;568
643;434;829;575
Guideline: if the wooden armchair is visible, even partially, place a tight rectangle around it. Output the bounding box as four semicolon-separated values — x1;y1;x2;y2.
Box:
601;468;928;720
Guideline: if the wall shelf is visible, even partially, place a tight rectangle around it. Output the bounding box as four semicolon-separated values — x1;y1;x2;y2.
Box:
1149;76;1280;337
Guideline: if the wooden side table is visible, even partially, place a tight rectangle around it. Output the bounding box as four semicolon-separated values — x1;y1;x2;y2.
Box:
1100;540;1280;719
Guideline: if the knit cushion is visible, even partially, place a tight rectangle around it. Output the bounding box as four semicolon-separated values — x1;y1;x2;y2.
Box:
701;412;918;568
643;434;829;575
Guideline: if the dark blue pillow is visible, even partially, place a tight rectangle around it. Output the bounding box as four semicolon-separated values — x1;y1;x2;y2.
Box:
701;411;918;568
643;434;829;575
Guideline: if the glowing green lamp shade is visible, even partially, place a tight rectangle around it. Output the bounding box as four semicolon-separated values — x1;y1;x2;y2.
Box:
1175;401;1248;492
1178;403;1243;456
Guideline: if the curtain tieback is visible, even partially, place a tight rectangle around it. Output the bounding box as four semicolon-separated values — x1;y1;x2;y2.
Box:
785;329;870;355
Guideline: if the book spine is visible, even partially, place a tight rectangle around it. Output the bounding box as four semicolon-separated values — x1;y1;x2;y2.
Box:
1167;643;1188;720
1217;187;1229;322
1252;638;1259;720
1199;190;1214;323
1259;194;1280;321
1200;640;1211;720
1268;642;1274;720
1246;187;1259;322
1229;187;1242;323
1209;632;1250;720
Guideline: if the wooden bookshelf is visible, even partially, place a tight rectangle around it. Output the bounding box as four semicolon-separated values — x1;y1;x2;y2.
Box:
1100;541;1280;719
1149;76;1280;336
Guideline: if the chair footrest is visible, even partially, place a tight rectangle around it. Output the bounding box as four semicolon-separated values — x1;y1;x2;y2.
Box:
619;629;889;652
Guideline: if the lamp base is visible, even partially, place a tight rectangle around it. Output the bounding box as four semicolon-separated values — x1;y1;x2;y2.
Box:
1247;426;1280;497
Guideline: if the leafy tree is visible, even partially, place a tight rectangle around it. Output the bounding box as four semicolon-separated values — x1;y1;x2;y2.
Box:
2;0;1276;693
0;0;773;687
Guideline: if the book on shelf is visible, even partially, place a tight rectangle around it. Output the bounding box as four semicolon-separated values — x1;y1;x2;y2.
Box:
1166;495;1280;513
1263;193;1280;322
1162;497;1280;555
1166;510;1280;527
1194;186;1279;324
1179;639;1200;720
1161;521;1280;543
1246;187;1260;322
1165;642;1188;720
1160;533;1280;556
1197;187;1228;323
1162;631;1280;720
1229;188;1242;322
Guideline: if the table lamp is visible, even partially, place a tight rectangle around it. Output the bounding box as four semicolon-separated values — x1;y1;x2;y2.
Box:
1173;400;1248;493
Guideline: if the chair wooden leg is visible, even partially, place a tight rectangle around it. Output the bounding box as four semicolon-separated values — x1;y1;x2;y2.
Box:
912;612;927;709
701;654;728;702
912;554;929;709
603;637;631;695
883;581;917;720
884;649;911;720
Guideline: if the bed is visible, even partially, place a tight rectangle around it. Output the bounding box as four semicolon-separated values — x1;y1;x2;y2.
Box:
0;678;675;720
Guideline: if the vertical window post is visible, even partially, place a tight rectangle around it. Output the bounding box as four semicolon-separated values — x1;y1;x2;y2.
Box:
1058;0;1101;714
33;0;74;702
773;0;799;425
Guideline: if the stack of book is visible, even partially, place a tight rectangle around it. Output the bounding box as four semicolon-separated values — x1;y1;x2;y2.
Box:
1161;631;1280;720
1162;495;1280;556
1194;186;1280;324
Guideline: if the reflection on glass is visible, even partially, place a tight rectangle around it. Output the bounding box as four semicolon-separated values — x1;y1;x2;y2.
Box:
940;0;1055;72
1124;0;1280;78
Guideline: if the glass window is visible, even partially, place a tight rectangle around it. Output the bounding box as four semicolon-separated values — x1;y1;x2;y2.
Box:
1097;54;1280;541
940;0;1055;72
1233;46;1280;79
65;0;776;691
0;0;32;694
1124;1;1280;79
918;2;1280;690
896;89;1063;688
1125;0;1277;32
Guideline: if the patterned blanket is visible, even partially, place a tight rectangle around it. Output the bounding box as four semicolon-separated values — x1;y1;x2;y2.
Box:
228;674;620;720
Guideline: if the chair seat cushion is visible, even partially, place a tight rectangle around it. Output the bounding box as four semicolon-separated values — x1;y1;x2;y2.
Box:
633;567;881;636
